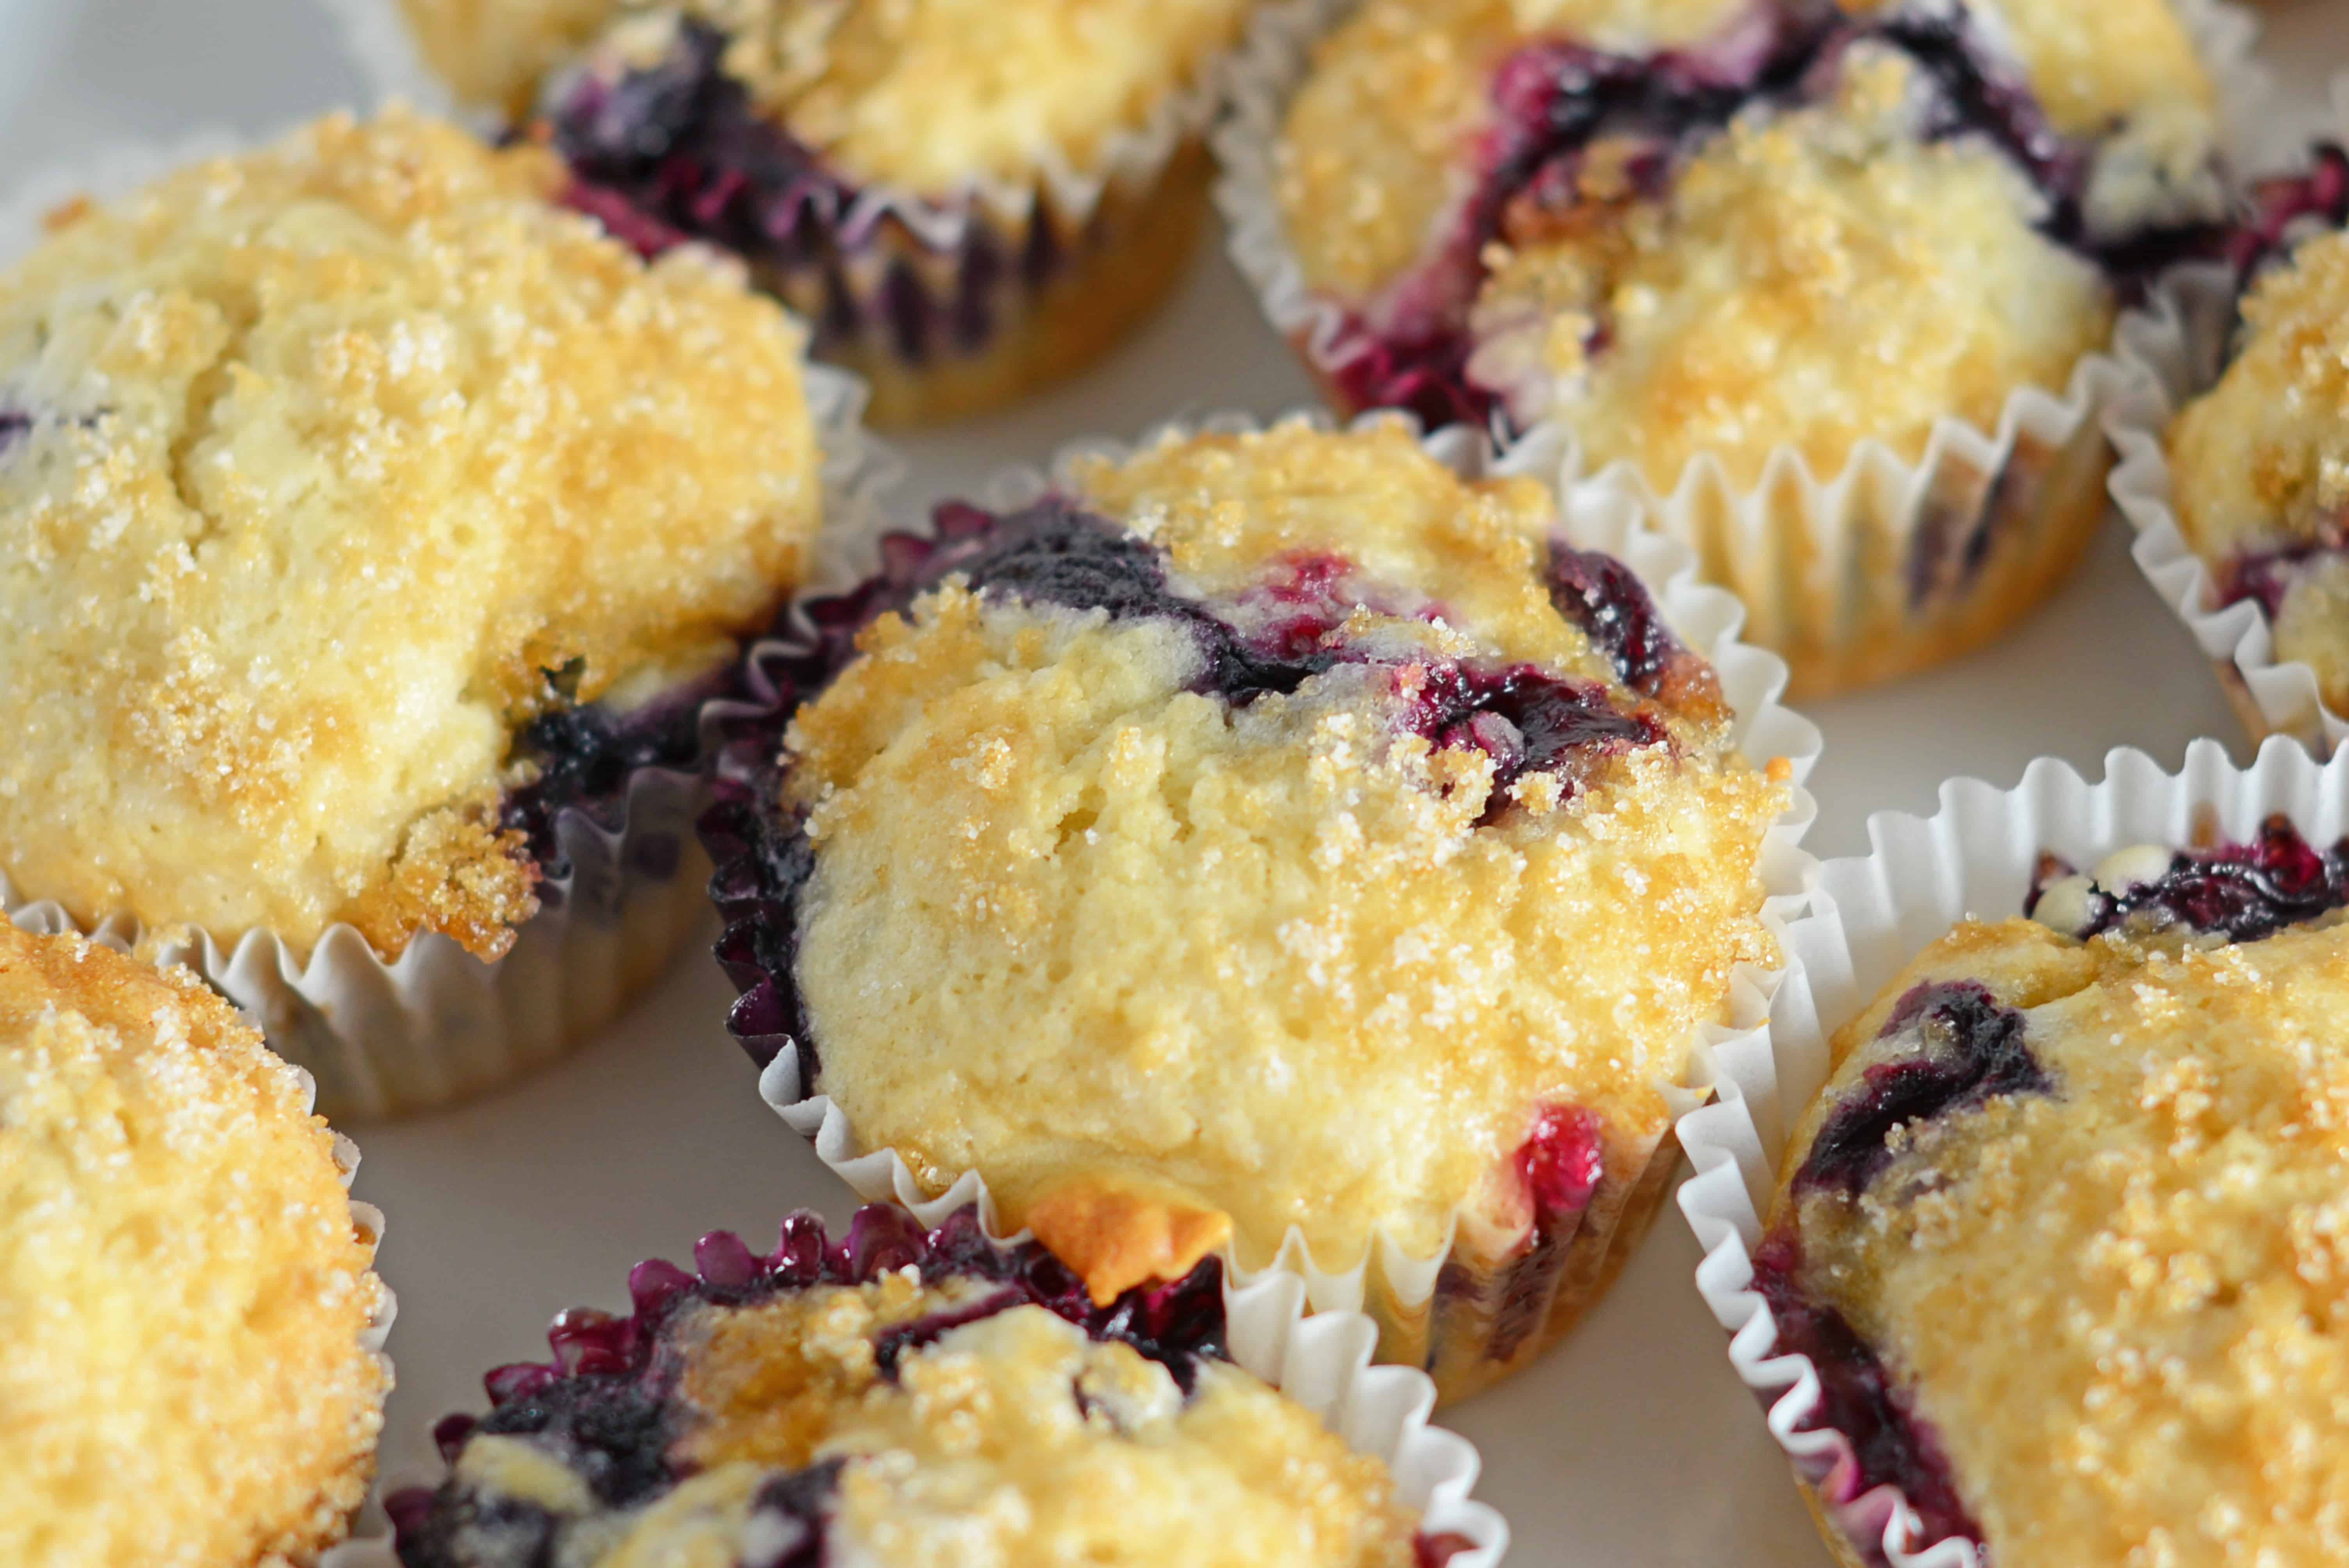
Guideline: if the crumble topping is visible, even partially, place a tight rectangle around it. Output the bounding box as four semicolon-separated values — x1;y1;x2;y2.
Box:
779;424;1784;1271
2170;230;2349;715
0;109;823;959
443;1280;1424;1566
0;926;387;1567
574;0;1252;192
1473;43;2112;483
1773;914;2349;1563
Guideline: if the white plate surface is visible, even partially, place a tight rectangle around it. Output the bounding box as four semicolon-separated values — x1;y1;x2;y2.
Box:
0;2;2341;1559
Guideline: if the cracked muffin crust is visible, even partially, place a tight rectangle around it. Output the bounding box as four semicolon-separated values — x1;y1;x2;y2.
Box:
1274;0;2221;448
1754;821;2349;1565
0;108;825;967
522;0;1256;422
705;421;1790;1395
0;925;388;1568
391;1207;1468;1568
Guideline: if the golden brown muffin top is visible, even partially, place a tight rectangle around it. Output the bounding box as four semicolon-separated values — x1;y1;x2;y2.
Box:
0;925;387;1567
447;1273;1425;1565
0;109;824;960
781;423;1785;1295
1773;905;2349;1564
571;0;1253;191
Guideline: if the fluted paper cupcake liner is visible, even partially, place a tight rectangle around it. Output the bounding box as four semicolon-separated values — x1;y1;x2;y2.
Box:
700;409;1821;1401
1676;735;2349;1568
1214;0;2270;699
323;0;1244;425
373;1204;1505;1565
2109;77;2349;751
0;123;901;1119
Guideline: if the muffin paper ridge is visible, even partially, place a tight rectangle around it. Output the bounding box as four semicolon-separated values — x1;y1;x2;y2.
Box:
0;124;904;1119
2107;76;2349;753
1213;0;2273;698
322;0;1248;423
704;408;1822;1397
1675;734;2349;1568
325;0;1238;235
380;1204;1506;1565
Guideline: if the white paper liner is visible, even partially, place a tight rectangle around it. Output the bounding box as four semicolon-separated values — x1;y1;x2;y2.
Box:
718;408;1822;1388
1675;734;2349;1568
0;122;903;1119
2108;75;2349;752
339;1209;1506;1566
1214;0;2272;696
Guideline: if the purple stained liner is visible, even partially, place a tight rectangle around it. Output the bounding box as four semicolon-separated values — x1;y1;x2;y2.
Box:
1315;1;2225;438
542;18;1085;372
390;1203;1481;1568
389;1205;1228;1568
1743;982;2042;1563
1748;1229;1983;1563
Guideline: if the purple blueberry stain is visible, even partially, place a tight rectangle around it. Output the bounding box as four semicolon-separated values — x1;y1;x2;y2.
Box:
700;497;1684;1071
1324;2;2222;431
1793;981;2046;1202
501;670;719;866
1749;1229;1984;1557
2224;142;2349;293
1543;543;1693;695
1483;1103;1609;1360
1401;660;1664;821
394;1207;1245;1568
2027;816;2349;945
543;18;1059;365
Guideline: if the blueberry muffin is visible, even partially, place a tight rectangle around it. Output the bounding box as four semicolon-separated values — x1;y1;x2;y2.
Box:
1754;820;2349;1565
0;924;389;1567
520;0;1255;424
392;0;624;119
704;421;1792;1398
0;109;829;1113
1255;0;2227;693
389;1206;1480;1566
2164;148;2349;730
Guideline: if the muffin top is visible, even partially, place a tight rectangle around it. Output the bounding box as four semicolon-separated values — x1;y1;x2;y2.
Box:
0;109;825;960
0;925;387;1568
718;422;1785;1299
397;0;625;118
1467;41;2113;484
397;1209;1441;1568
1758;821;2349;1563
2170;227;2349;713
1275;0;2217;460
560;0;1252;192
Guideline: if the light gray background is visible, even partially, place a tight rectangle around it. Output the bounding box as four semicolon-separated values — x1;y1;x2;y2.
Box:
0;2;2340;1558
